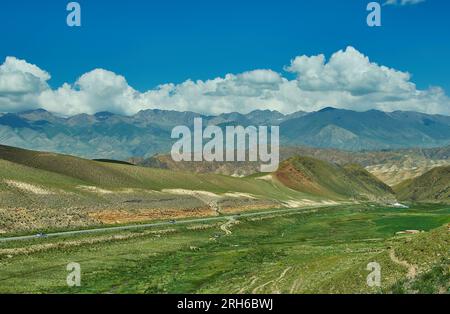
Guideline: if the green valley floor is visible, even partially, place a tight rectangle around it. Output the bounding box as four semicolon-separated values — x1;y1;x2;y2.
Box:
0;203;448;294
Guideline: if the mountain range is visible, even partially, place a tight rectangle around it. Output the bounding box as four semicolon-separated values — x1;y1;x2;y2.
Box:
1;107;450;160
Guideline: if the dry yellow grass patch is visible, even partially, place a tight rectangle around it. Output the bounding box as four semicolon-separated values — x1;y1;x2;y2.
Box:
88;207;214;224
4;180;53;195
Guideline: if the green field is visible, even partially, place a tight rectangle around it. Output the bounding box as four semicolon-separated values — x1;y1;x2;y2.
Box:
0;145;448;294
0;203;448;294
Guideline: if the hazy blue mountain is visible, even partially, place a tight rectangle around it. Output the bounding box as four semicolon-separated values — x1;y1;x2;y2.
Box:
280;107;450;150
0;107;449;160
0;114;31;128
243;110;292;125
207;112;253;127
133;109;206;130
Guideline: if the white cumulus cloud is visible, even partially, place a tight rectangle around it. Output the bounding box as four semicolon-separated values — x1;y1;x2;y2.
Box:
286;47;415;96
0;57;51;112
0;46;449;116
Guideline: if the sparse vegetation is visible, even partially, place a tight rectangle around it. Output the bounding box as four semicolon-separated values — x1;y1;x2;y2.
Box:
394;166;450;203
0;145;394;235
0;204;448;294
0;145;448;294
274;156;394;201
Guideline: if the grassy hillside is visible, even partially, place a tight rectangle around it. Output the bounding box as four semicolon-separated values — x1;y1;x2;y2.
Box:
136;146;450;188
0;145;333;234
2;144;392;201
274;156;394;201
0;145;312;199
0;145;145;188
0;144;447;294
366;159;450;187
394;166;450;203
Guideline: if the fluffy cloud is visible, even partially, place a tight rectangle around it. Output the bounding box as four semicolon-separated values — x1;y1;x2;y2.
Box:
0;57;50;112
286;47;415;96
0;47;449;116
39;69;140;116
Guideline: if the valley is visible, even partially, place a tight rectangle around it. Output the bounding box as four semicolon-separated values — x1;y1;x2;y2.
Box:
1;0;450;297
0;203;448;294
0;144;393;235
0;144;448;294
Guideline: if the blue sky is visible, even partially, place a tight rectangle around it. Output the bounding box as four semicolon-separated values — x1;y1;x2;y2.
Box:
0;0;449;116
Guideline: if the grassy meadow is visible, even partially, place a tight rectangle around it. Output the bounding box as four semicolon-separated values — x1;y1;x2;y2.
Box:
0;203;448;294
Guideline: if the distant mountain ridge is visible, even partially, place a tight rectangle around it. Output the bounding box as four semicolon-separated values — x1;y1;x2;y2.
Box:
280;107;450;150
0;107;449;160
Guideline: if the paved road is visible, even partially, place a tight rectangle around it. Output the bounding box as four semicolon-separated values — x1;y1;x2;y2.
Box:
0;206;326;243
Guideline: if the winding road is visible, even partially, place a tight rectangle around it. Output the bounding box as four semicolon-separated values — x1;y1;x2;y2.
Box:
0;205;326;243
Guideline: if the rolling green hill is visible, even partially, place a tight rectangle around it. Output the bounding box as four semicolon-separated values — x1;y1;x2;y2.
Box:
0;144;394;201
134;146;450;187
0;145;448;294
0;144;401;234
0;145;142;188
274;156;395;201
394;166;450;203
0;144;307;198
0;145;326;234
